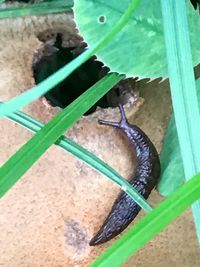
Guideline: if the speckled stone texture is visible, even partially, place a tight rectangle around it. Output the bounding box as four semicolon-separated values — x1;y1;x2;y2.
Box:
0;4;200;267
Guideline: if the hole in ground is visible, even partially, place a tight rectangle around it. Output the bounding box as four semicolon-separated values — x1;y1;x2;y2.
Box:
33;33;135;115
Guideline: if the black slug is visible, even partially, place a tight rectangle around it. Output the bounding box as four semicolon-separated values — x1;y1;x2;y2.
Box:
89;105;161;246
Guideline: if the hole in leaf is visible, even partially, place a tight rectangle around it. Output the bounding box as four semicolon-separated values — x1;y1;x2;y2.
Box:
98;15;106;24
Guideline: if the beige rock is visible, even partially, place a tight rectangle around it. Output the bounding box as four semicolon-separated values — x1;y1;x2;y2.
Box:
0;5;199;267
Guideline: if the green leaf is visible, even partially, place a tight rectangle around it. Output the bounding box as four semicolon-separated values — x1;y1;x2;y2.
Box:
0;0;140;117
91;172;200;267
74;0;200;79
0;0;73;19
160;0;200;242
5;105;152;213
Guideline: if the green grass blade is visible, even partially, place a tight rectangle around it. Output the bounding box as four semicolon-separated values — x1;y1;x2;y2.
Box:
0;0;73;19
158;78;200;196
91;172;200;267
0;0;141;117
5;106;152;213
161;0;200;242
0;73;121;195
0;73;152;214
158;114;184;195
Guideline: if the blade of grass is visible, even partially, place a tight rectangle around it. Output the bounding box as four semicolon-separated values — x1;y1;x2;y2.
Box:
0;0;141;117
4;106;152;213
158;77;200;196
0;73;153;214
0;0;73;19
0;73;121;194
91;172;200;267
161;0;200;242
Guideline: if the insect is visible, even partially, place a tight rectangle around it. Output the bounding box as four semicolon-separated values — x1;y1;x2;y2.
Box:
89;105;161;246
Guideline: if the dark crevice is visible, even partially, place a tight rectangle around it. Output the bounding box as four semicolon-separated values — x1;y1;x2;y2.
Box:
33;33;135;115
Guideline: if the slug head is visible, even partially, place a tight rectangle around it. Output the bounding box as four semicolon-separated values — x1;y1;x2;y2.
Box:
98;104;129;129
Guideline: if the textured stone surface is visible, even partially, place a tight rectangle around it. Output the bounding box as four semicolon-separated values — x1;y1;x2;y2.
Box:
0;5;199;267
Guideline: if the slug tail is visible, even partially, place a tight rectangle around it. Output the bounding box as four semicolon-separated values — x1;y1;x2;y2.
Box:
89;181;145;246
89;231;108;246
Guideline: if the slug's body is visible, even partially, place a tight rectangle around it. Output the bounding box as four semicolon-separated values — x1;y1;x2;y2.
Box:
89;105;161;246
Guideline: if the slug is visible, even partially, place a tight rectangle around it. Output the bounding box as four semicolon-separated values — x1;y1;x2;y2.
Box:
89;105;161;246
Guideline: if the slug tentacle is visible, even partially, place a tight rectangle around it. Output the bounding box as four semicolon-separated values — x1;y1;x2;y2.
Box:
90;105;160;246
98;104;128;128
